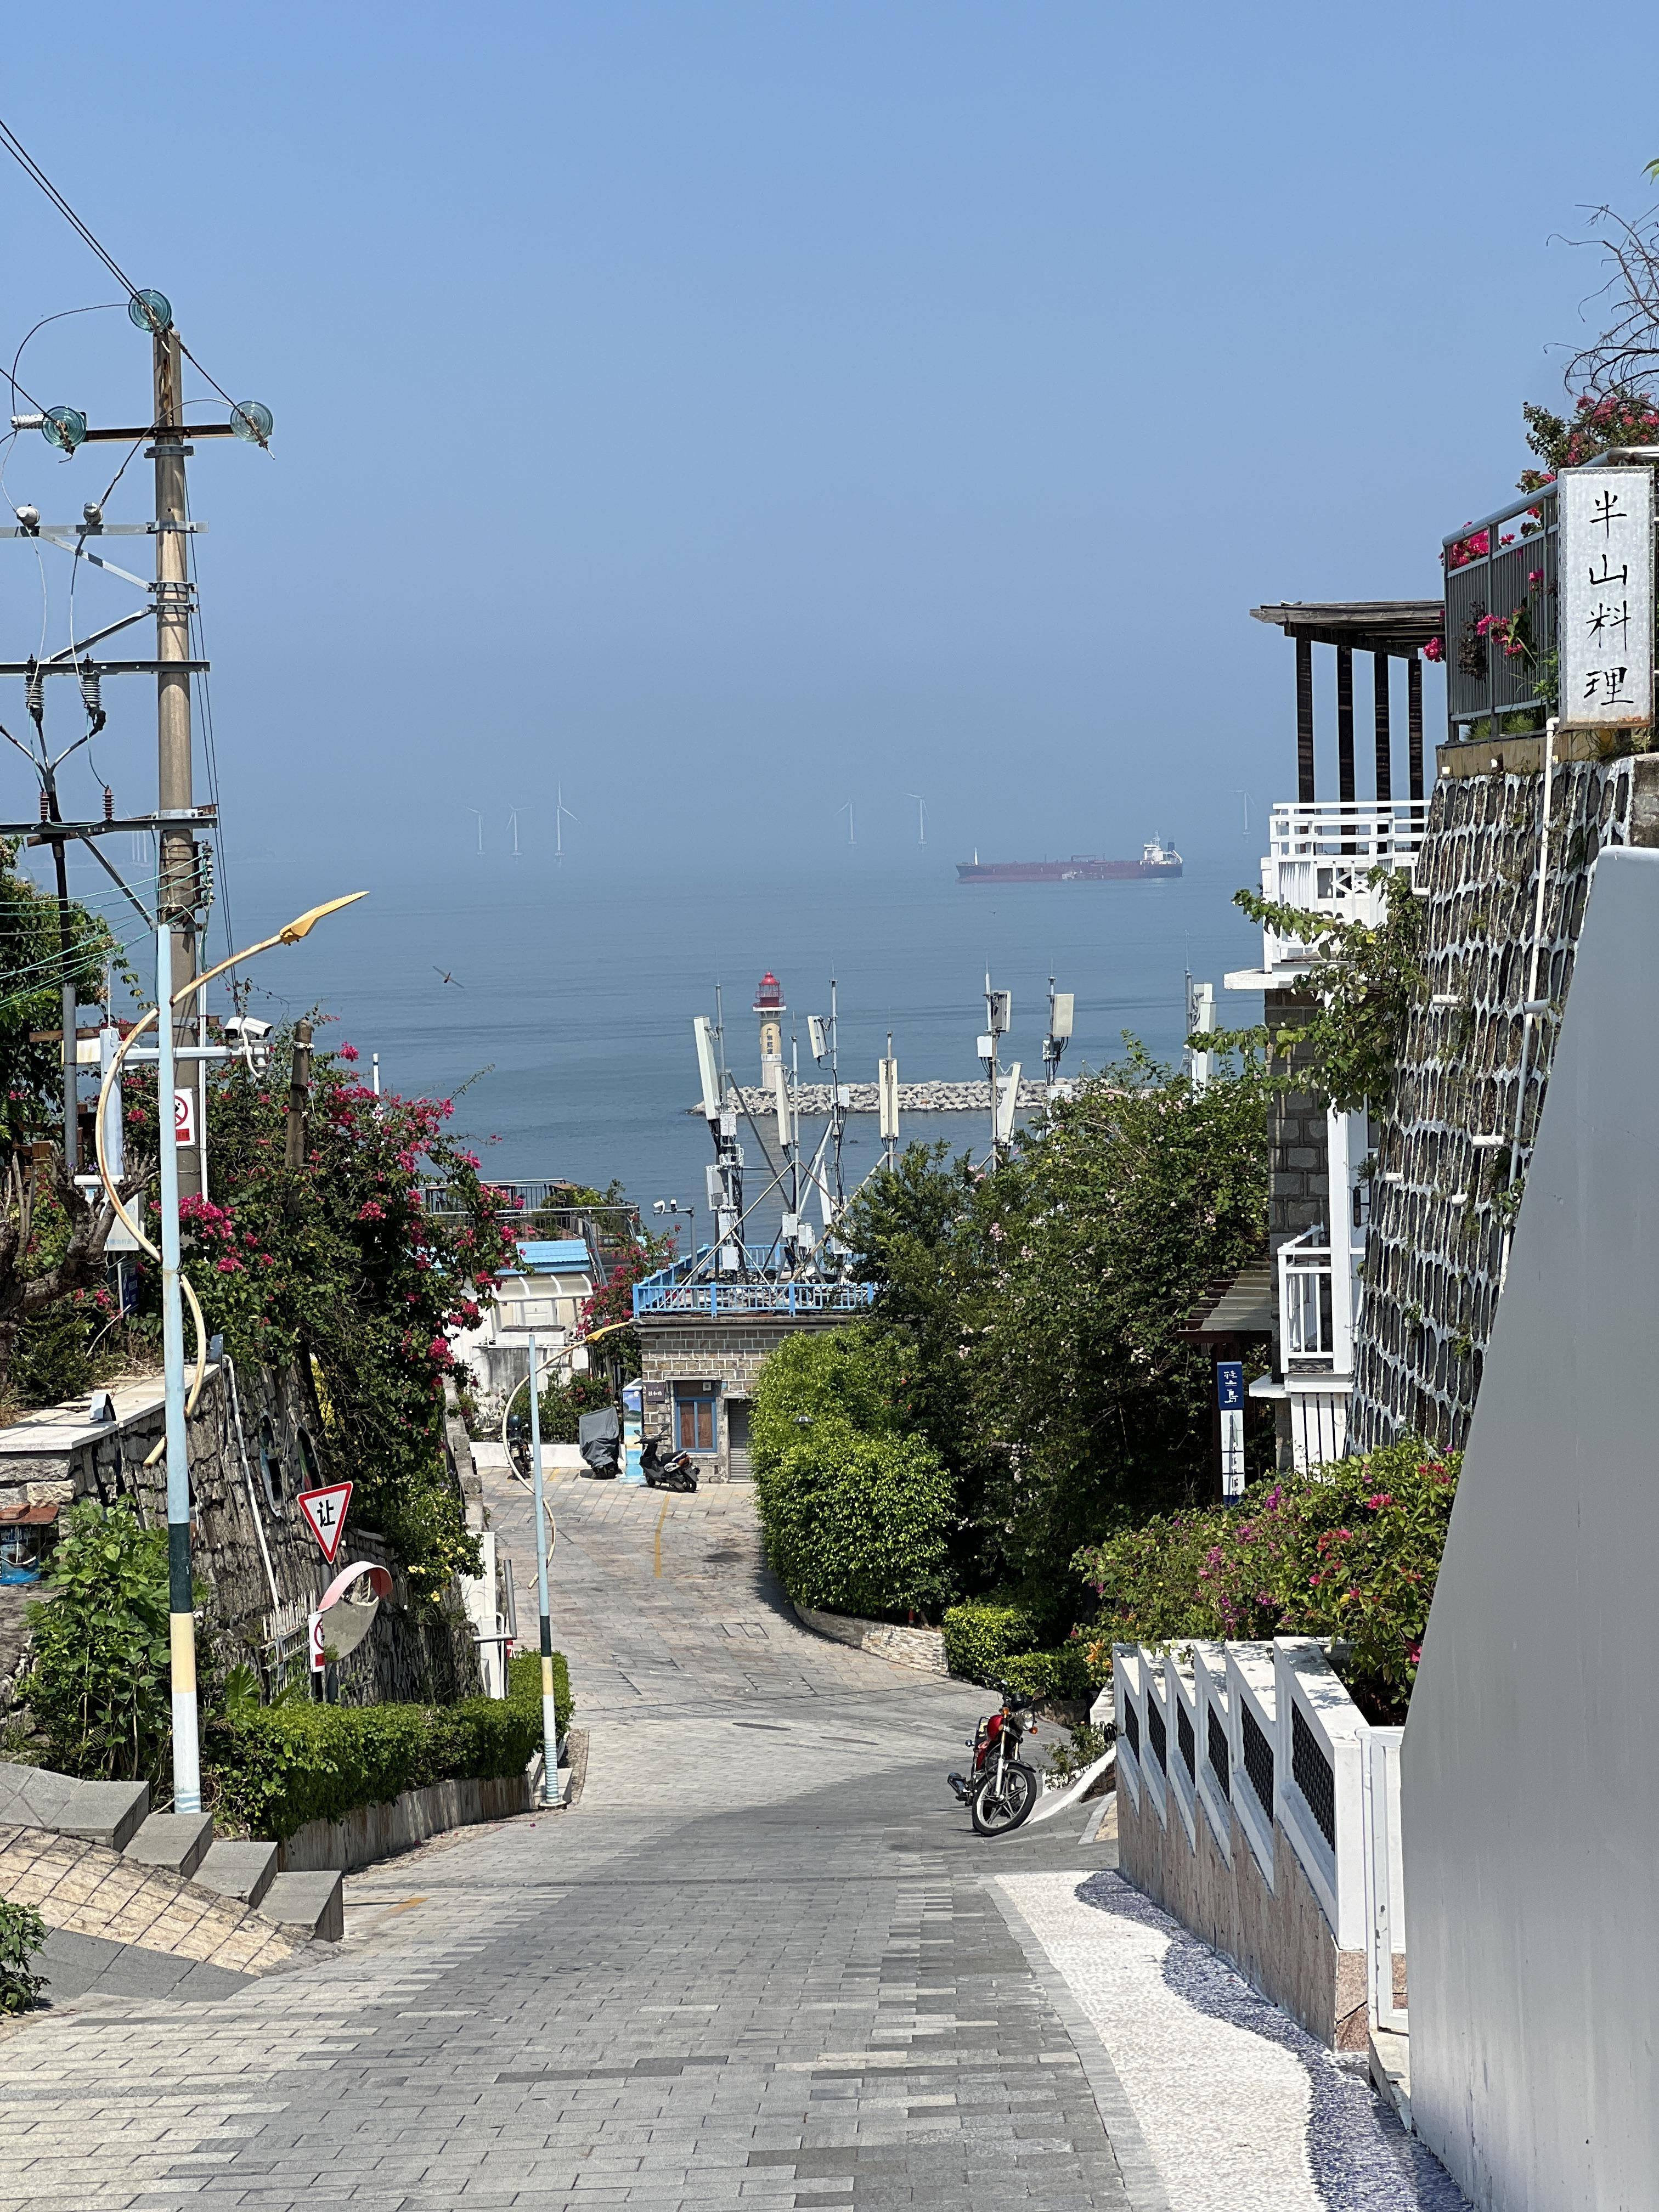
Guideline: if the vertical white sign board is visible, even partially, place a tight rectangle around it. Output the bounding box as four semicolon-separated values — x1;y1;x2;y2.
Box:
1559;467;1654;730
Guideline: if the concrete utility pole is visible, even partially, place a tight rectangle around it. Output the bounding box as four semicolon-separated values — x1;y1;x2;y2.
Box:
153;326;200;1197
284;1018;313;1169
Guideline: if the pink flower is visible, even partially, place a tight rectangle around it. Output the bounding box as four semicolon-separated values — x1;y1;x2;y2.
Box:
216;1254;243;1273
357;1200;386;1222
339;1042;359;1063
1527;569;1543;586
1364;1492;1393;1509
1423;636;1443;662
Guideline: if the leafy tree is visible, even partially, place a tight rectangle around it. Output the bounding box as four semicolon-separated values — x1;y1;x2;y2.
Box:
841;1046;1271;1613
0;1898;47;2015
0;839;140;1408
574;1228;679;1381
24;1500;173;1782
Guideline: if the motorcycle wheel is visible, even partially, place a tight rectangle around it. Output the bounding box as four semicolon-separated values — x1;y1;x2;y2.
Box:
970;1759;1038;1837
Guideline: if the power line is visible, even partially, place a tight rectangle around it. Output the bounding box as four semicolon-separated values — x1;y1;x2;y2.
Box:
0;116;247;421
0;118;144;303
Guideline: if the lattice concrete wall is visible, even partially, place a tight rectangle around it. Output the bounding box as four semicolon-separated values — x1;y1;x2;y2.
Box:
1350;753;1659;1450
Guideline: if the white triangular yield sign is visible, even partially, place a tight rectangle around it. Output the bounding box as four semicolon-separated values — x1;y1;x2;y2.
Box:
297;1481;353;1564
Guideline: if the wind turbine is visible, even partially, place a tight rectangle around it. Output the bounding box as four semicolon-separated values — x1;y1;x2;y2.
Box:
466;807;483;855
907;793;927;846
1235;789;1251;834
556;786;580;862
507;809;521;858
841;800;855;847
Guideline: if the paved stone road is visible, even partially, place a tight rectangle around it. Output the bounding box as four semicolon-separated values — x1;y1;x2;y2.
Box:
0;1472;1142;2210
0;1470;1463;2210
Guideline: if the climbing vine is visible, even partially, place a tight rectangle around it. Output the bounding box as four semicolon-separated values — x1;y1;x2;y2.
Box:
1221;868;1428;1111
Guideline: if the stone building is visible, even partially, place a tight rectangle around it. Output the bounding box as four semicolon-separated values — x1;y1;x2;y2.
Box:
632;1261;875;1480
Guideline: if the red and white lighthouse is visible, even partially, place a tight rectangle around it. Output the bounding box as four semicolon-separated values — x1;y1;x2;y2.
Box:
753;972;785;1076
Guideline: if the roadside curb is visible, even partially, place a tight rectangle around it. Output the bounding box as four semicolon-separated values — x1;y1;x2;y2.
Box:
985;1875;1171;2212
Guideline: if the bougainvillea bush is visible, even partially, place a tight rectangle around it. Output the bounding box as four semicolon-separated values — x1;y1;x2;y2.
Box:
1074;1438;1460;1722
168;1035;518;1596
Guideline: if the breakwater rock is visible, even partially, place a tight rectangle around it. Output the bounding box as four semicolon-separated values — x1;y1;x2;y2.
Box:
688;1079;1075;1116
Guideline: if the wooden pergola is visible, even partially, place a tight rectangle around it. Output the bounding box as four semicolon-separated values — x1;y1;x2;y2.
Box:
1251;601;1444;804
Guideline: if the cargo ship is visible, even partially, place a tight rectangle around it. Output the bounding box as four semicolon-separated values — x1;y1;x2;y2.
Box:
956;837;1182;884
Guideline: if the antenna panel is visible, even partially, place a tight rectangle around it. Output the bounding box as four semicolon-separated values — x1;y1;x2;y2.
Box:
1049;991;1075;1041
878;1056;899;1142
995;1062;1023;1146
988;990;1012;1034
808;1015;827;1060
693;1015;722;1120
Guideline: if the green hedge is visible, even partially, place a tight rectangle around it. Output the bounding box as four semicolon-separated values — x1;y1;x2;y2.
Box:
752;1328;951;1618
206;1651;571;1842
941;1601;1103;1701
941;1601;1039;1682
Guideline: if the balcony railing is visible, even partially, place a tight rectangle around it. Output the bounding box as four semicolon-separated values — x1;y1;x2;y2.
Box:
633;1249;877;1319
1443;482;1556;740
1257;799;1429;972
1278;1225;1365;1372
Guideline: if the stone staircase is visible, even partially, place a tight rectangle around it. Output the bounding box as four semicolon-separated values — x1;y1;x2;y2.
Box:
0;1760;342;2002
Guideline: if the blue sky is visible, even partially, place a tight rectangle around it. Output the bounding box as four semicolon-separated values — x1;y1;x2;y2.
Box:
2;2;1656;877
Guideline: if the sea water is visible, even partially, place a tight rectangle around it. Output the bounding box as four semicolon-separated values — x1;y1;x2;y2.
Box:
178;843;1267;1239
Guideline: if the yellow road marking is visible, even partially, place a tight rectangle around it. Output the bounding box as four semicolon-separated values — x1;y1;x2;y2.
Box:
654;1493;670;1577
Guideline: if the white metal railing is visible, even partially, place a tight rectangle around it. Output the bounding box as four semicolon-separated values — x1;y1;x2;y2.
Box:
1113;1646;1143;1812
1278;1228;1366;1368
1164;1652;1199;1849
1191;1640;1234;1860
1142;1662;1171;1828
1274;1639;1369;1950
1362;1728;1408;2035
1259;799;1430;972
1280;1228;1337;1359
1224;1643;1279;1886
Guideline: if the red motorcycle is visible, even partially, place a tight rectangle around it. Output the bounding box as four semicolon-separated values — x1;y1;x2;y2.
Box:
948;1684;1040;1836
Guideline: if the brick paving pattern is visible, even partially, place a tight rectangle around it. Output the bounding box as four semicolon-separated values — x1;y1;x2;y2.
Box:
0;1468;1464;2209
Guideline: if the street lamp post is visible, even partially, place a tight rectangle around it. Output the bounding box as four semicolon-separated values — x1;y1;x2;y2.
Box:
526;1328;561;1808
154;917;199;1805
95;892;366;1815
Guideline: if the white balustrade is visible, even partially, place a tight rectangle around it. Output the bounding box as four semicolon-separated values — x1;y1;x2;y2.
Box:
1257;799;1429;974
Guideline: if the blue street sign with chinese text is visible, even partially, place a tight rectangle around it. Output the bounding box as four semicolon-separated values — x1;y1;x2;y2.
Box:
1216;1361;1245;1411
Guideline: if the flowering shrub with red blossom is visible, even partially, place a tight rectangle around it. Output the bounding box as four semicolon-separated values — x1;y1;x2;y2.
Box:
177;1036;518;1595
1519;391;1659;490
1073;1437;1460;1722
574;1233;679;1376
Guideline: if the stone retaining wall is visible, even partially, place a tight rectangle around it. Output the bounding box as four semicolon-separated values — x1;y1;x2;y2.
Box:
1351;753;1659;1449
1116;1757;1367;2050
1;1363;481;1709
792;1601;948;1675
275;1763;539;1874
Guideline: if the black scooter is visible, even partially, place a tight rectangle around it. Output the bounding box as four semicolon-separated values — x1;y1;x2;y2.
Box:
641;1434;699;1491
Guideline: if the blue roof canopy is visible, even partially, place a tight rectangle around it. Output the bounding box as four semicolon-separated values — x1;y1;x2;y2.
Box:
505;1238;592;1274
